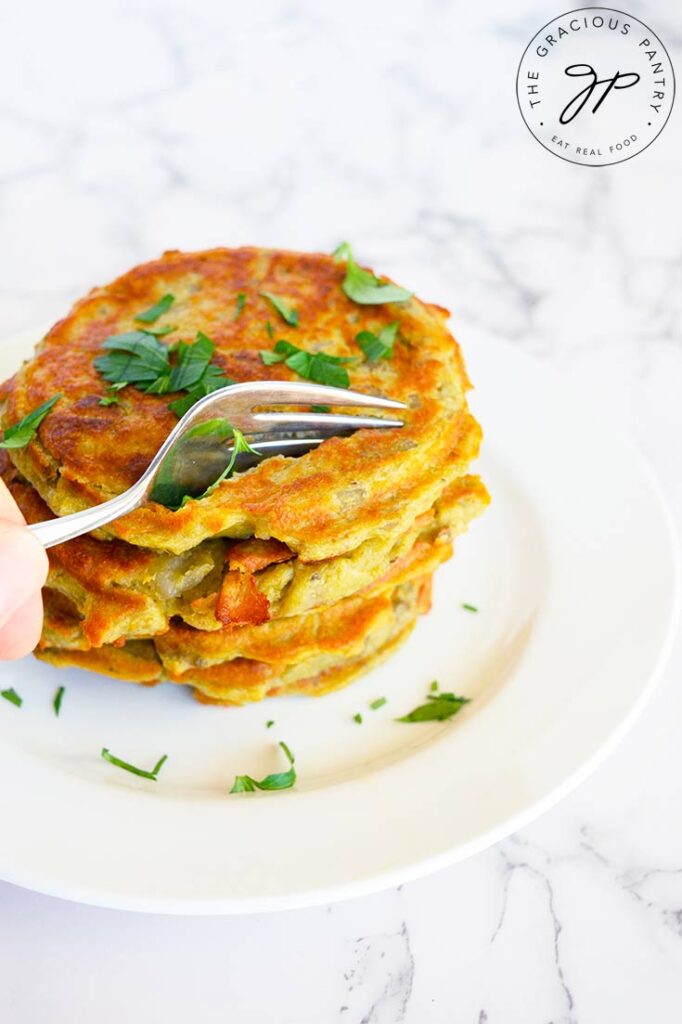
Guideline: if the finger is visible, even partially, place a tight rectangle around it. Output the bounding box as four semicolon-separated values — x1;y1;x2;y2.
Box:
0;521;48;629
0;590;44;660
0;478;27;527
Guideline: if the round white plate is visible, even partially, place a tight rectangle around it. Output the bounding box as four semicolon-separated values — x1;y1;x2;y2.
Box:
0;329;677;914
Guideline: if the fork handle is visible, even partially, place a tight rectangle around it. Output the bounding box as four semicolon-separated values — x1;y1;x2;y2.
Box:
28;485;147;549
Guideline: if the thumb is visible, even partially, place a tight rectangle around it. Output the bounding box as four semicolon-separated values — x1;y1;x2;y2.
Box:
0;521;48;630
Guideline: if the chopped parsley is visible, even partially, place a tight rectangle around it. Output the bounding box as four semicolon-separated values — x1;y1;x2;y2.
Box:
266;720;275;729
99;382;127;407
95;330;232;418
168;362;233;418
430;680;439;693
333;242;412;305
260;292;299;327
134;293;175;324
369;697;387;711
397;692;470;723
260;340;352;388
140;323;176;337
101;748;168;781
0;395;62;450
192;424;259;502
230;741;296;793
265;320;274;339
461;603;479;613
234;292;246;319
353;713;363;725
95;331;173;392
356;322;399;362
1;688;22;708
53;686;65;717
310;404;331;413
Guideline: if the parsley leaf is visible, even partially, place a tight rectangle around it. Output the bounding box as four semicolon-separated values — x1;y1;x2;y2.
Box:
462;603;479;613
333;242;412;305
230;741;296;793
99;382;127;407
234;292;246;319
397;692;470;723
370;697;387;710
1;688;22;708
168;363;233;418
53;686;65;717
95;330;232;417
141;323;176;337
353;713;363;724
150;418;232;508
101;748;168;781
94;331;171;391
266;720;275;729
356;322;399;362
194;424;259;501
260;340;352;388
134;293;175;324
169;332;216;391
260;292;299;326
0;395;62;449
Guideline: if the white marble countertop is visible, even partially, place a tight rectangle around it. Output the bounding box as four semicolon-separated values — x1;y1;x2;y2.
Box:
0;0;681;1020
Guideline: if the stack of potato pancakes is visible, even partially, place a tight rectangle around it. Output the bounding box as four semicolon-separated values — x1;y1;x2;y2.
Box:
0;248;488;705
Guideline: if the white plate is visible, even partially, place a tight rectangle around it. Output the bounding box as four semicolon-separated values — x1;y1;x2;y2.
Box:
0;329;678;914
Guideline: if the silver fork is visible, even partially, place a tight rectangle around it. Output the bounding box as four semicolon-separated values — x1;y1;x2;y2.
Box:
28;380;405;548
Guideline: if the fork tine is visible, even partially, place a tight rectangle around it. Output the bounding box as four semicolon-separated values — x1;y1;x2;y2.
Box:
253;412;404;432
200;380;406;411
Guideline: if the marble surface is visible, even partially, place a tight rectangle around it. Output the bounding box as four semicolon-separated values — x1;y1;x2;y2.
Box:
0;0;680;1020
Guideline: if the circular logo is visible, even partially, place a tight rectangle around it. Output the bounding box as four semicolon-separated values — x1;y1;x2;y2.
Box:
516;7;675;166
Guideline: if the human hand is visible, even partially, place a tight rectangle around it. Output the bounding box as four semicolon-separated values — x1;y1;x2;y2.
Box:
0;479;48;659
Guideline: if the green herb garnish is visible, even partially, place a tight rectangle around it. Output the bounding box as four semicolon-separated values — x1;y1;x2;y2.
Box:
266;720;275;729
193;424;259;502
0;395;61;450
397;692;470;723
99;382;128;407
140;323;176;337
167;362;233;418
230;741;296;793
260;340;352;388
265;320;274;339
333;242;412;305
1;688;22;708
356;322;399;362
310;404;331;413
53;686;65;717
101;748;168;781
353;713;363;724
430;680;439;693
95;330;232;417
234;292;246;319
369;697;387;711
134;293;175;324
260;292;299;327
95;331;173;392
462;603;479;613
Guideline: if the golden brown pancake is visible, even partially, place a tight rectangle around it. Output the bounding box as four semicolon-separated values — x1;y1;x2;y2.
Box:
3;247;479;559
37;576;430;705
3;451;488;646
2;247;488;704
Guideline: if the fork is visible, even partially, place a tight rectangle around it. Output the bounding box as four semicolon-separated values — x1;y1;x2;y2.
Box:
28;380;405;548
